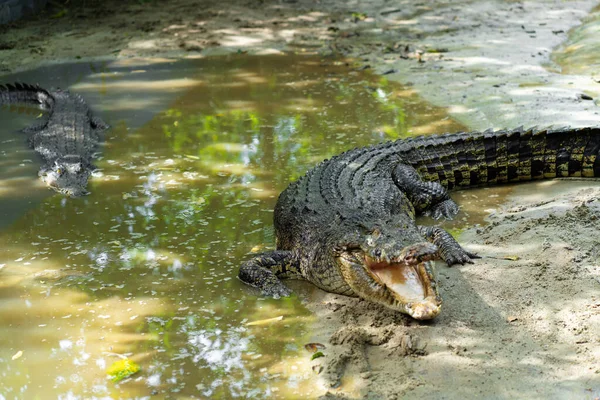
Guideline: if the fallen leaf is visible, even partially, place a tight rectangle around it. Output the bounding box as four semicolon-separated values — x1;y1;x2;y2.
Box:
502;255;520;261
311;351;325;360
304;343;326;353
312;365;323;374
12;350;23;360
245;316;283;326
50;9;67;19
351;12;368;22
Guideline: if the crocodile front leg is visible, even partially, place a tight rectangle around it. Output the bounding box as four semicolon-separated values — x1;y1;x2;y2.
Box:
393;164;459;219
418;226;479;266
238;250;301;298
90;115;110;131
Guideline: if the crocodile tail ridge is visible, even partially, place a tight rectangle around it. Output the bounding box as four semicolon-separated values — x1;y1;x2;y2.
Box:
0;82;54;109
405;126;600;189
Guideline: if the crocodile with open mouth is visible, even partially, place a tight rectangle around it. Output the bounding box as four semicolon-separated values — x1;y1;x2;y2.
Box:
239;126;600;319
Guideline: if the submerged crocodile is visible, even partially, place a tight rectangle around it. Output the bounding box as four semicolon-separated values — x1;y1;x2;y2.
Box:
0;82;108;197
239;127;600;319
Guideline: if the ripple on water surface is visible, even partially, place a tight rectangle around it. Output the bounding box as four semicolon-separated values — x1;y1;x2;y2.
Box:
0;55;468;399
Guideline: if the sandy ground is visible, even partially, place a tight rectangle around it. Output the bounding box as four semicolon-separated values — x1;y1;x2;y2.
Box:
1;0;600;398
308;181;600;399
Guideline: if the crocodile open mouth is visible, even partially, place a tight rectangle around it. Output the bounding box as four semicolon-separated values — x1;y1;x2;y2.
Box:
337;242;442;319
367;259;429;303
346;242;442;319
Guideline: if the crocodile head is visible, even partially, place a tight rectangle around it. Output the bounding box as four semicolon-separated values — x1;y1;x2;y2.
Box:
40;156;92;197
332;221;442;320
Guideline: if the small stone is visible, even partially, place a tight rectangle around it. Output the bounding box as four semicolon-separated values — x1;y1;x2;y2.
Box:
507;316;518;322
180;40;204;52
578;93;593;101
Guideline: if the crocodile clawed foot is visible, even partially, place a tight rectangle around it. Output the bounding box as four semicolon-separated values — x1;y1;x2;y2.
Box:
465;250;480;260
239;250;298;298
444;248;479;266
418;225;478;267
428;199;460;220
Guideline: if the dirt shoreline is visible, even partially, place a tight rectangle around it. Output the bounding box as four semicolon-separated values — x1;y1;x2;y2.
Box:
307;181;600;399
2;0;599;398
2;0;599;128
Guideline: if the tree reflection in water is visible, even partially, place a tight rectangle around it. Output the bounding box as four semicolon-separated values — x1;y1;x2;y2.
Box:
0;55;463;399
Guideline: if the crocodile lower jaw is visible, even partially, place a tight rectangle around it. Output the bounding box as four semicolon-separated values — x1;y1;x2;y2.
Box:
368;260;441;320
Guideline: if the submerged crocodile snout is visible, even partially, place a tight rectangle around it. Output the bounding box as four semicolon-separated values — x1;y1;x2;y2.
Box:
0;82;107;197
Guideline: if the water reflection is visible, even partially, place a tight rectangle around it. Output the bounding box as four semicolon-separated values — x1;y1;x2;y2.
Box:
0;55;465;398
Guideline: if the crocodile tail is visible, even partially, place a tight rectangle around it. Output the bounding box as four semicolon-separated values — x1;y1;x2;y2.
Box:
406;126;600;190
0;82;54;109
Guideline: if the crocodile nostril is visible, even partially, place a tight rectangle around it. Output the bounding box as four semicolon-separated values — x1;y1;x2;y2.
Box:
373;249;382;258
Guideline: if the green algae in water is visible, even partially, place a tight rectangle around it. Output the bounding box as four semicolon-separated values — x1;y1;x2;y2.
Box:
107;358;141;382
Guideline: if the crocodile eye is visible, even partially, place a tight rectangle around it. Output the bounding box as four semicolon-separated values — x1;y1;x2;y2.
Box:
56;168;63;175
371;228;381;239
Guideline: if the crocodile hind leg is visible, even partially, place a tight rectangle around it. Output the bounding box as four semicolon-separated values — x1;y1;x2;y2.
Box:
418;226;479;266
238;250;301;298
393;164;459;219
21;119;48;135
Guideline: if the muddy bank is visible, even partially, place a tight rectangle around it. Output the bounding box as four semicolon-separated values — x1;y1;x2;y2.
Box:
309;182;600;399
1;0;600;399
2;0;599;129
329;0;600;130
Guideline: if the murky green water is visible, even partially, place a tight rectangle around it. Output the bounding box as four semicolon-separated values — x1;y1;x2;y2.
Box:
0;55;465;399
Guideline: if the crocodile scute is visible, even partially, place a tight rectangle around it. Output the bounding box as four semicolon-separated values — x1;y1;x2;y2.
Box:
239;127;600;319
0;82;109;197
